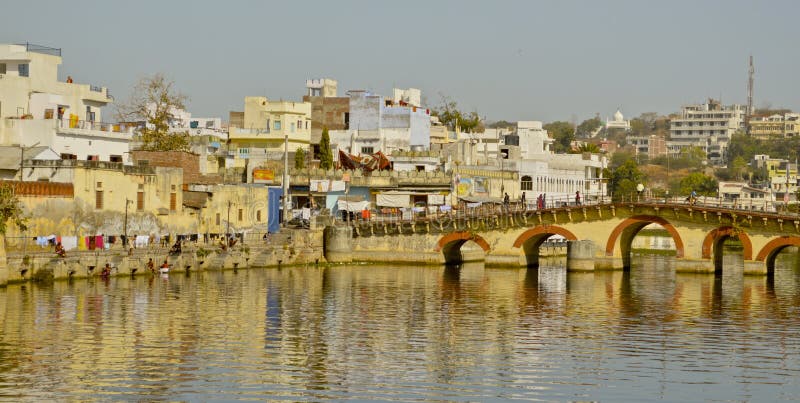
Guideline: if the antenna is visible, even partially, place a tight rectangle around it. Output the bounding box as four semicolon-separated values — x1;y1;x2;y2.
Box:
747;55;754;134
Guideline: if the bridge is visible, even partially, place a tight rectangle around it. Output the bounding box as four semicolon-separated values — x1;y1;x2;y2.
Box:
324;200;800;274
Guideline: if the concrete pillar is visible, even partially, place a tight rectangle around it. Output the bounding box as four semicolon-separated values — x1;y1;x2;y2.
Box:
567;240;595;272
324;225;353;263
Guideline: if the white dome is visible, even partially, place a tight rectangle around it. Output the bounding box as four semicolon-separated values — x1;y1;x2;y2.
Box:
613;110;624;122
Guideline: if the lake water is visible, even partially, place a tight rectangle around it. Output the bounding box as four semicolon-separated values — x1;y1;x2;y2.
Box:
1;252;800;401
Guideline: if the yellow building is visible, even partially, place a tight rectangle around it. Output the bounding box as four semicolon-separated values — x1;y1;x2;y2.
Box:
764;158;798;202
0;43;112;122
7;161;269;246
749;114;800;139
228;97;311;170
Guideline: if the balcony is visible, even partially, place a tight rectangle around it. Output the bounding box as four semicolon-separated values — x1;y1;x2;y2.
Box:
56;119;135;138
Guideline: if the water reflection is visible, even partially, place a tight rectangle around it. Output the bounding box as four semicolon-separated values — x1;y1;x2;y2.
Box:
1;251;800;401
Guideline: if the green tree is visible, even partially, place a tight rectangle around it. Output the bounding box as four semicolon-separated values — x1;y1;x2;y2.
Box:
573;143;601;153
117;73;190;152
319;127;333;170
730;156;748;181
0;183;28;235
576;117;602;138
543;121;574;153
678;173;717;197
294;147;306;170
608;159;645;201
431;95;483;133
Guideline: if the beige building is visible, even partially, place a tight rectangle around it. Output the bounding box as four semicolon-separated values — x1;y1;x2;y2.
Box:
0;43;134;163
749;113;800;139
0;43;112;121
8;160;269;242
228;96;311;171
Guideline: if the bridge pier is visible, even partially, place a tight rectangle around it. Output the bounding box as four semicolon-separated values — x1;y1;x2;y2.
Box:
567;240;595;271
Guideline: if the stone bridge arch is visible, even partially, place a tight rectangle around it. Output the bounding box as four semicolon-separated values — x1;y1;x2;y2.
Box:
755;236;800;273
436;231;491;265
701;226;753;273
605;215;685;269
512;225;578;268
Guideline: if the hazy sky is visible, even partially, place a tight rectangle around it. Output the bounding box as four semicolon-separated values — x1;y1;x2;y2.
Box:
3;0;798;123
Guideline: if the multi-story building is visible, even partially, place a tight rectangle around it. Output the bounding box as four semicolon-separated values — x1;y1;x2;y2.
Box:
628;135;666;160
302;78;349;160
329;89;431;157
228;96;311;171
749;113;800;139
0;43;133;163
449;120;606;204
669;99;745;164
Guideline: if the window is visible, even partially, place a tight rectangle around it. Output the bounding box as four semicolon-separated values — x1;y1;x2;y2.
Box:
137;191;144;211
290;122;296;133
0;63;6;74
361;146;374;154
18;63;29;77
61;153;77;160
170;193;177;211
96;182;103;188
521;176;533;191
297;120;302;131
95;190;103;209
274;121;281;130
238;148;249;157
109;155;122;163
171;184;176;191
344;112;350;129
238;209;243;221
257;210;262;222
216;213;221;225
415;165;425;172
86;106;95;122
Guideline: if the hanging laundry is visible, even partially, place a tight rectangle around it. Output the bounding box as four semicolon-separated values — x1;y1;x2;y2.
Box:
61;236;78;251
78;236;87;251
95;235;104;250
36;236;48;247
135;235;150;248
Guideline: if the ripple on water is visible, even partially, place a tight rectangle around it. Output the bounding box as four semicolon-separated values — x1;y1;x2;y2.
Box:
1;257;800;401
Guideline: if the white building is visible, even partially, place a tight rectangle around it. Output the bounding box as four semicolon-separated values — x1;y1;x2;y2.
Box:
669;99;746;164
330;90;431;158
160;106;226;140
450;120;606;204
0;43;134;163
605;109;631;131
391;87;421;108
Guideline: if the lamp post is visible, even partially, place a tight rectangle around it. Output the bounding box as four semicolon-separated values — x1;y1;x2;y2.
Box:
123;198;132;247
283;133;290;227
637;183;644;202
227;200;232;237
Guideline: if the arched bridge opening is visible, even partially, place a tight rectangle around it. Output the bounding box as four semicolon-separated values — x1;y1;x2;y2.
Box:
702;226;753;274
756;236;800;274
606;215;684;270
513;225;578;268
436;231;491;265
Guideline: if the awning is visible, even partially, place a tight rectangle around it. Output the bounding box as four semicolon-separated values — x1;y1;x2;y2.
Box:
377;193;410;207
337;195;370;211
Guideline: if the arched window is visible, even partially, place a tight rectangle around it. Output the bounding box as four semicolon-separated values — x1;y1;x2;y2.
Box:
521;175;533;191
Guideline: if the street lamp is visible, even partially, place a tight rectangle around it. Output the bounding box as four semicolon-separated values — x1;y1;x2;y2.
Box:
123;198;132;247
636;183;644;202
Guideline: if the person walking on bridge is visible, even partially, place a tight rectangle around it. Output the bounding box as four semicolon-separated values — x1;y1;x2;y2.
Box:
575;191;581;206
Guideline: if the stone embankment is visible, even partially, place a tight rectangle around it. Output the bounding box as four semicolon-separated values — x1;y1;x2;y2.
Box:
3;229;324;285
